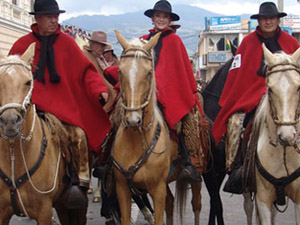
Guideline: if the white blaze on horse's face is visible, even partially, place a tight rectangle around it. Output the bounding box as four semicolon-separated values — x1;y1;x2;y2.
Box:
263;44;300;146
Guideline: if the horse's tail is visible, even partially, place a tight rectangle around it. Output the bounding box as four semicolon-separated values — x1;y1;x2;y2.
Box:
175;180;188;224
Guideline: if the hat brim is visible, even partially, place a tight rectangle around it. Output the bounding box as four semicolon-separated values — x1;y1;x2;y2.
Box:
87;37;110;45
170;24;181;29
250;12;287;19
144;9;180;21
29;9;65;15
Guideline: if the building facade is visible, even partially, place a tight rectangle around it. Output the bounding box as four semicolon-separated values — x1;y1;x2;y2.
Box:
0;0;33;55
195;15;300;83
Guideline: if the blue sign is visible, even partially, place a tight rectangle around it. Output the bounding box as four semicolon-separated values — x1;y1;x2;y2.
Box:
208;52;232;63
208;16;241;30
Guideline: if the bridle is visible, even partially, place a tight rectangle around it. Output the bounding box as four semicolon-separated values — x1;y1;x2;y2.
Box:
0;62;33;118
119;47;154;112
266;62;300;126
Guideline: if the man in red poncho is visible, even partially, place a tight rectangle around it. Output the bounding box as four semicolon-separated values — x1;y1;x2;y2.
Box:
9;0;111;204
212;2;299;193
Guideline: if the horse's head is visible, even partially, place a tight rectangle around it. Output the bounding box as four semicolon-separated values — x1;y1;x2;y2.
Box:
263;44;300;146
0;43;35;138
115;30;160;129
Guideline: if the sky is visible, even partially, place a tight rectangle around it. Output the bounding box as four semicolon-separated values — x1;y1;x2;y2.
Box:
57;0;300;22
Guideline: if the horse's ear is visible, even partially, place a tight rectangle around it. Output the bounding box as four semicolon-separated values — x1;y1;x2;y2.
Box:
262;43;273;65
143;32;161;52
291;47;300;63
21;43;36;65
115;30;129;50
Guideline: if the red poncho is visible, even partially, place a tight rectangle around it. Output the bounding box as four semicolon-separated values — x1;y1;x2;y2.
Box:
9;24;111;152
141;28;202;130
212;28;299;144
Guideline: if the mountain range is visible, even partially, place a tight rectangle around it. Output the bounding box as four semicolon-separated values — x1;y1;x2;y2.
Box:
62;4;250;56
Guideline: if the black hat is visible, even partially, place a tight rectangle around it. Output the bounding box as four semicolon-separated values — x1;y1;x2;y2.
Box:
250;2;286;19
144;0;180;21
29;0;65;15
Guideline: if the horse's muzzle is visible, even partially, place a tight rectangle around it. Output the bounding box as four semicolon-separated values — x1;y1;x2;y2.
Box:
0;109;23;138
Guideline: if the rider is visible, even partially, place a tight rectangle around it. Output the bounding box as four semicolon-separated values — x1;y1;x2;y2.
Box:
9;0;111;205
140;0;206;182
82;30;117;113
212;2;299;193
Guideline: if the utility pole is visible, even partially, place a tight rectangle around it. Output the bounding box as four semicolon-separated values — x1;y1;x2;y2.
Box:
278;0;284;26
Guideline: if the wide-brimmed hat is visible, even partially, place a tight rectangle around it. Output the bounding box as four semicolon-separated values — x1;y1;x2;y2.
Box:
29;0;65;15
250;2;286;19
144;0;180;21
170;21;181;30
103;44;114;53
87;31;110;45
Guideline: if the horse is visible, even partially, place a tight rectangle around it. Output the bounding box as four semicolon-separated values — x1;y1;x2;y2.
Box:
201;42;254;225
0;43;87;225
110;30;202;225
248;44;300;224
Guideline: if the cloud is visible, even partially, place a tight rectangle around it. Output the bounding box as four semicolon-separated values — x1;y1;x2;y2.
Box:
57;0;300;21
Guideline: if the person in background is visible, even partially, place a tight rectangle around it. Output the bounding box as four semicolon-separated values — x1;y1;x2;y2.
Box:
82;30;117;113
212;1;299;193
103;44;119;67
140;0;205;183
9;0;111;206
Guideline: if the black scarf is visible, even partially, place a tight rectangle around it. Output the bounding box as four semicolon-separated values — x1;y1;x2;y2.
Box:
256;27;282;77
33;31;61;84
147;30;172;68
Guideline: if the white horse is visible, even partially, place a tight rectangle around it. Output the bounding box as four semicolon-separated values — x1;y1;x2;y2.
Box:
250;44;300;225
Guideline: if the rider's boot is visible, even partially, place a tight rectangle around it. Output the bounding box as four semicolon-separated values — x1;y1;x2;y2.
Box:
223;112;245;194
178;132;202;183
63;125;89;209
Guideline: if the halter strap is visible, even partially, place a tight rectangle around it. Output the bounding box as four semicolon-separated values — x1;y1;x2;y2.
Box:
266;62;300;126
0;61;34;116
120;46;154;112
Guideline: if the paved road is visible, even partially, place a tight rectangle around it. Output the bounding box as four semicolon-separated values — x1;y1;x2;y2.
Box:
10;175;295;224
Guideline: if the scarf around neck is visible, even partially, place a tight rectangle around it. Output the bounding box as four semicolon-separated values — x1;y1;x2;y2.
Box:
256;27;282;77
33;31;61;84
147;29;172;68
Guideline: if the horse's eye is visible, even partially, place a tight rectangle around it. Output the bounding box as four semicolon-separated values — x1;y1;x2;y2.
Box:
25;80;31;86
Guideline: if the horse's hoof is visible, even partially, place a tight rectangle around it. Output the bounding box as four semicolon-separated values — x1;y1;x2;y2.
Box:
87;188;93;194
93;197;101;203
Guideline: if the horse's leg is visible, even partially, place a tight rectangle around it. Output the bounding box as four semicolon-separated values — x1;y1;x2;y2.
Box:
165;184;174;225
256;196;273;225
93;179;101;203
243;191;254;225
294;203;300;225
115;179;132;225
132;194;154;225
149;181;167;225
36;204;54;225
191;182;202;225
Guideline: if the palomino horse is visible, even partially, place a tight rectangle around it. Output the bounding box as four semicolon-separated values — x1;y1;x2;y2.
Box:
111;30;202;225
249;44;300;224
0;44;87;224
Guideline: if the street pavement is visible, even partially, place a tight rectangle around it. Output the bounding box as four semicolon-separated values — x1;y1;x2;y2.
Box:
10;175;296;224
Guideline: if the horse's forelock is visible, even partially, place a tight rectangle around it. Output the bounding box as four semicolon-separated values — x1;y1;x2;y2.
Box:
0;55;24;74
265;51;294;67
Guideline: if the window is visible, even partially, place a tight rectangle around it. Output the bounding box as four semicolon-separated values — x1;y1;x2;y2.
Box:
12;0;17;5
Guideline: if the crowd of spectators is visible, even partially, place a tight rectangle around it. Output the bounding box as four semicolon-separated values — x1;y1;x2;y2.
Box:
62;25;91;41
